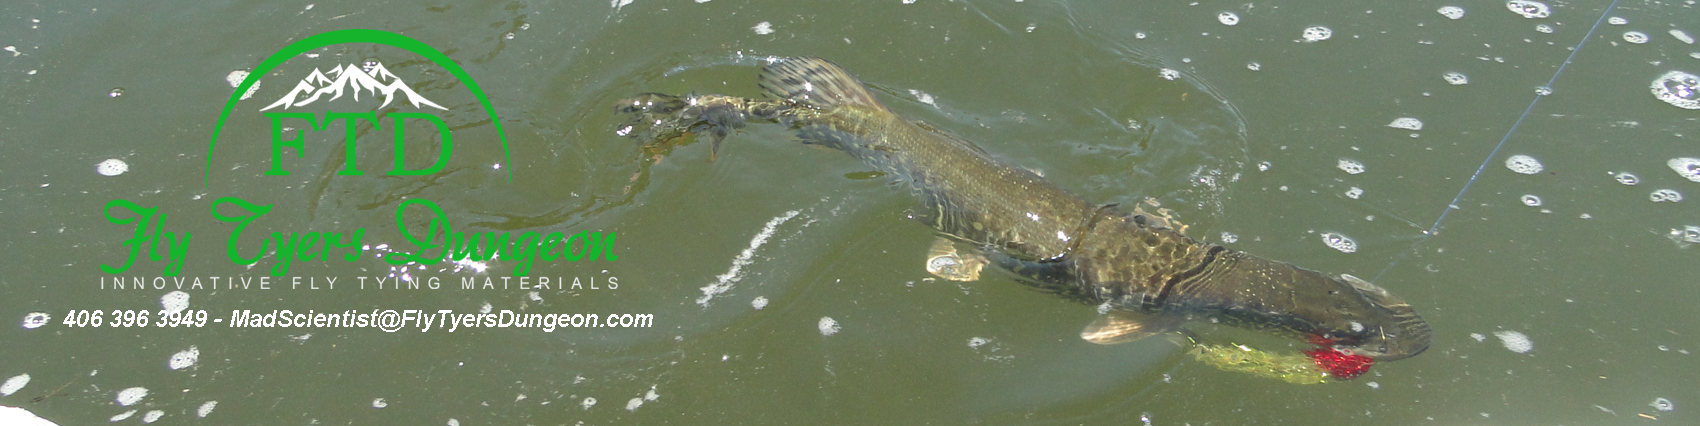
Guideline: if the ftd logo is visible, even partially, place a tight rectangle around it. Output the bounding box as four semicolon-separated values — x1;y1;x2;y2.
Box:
205;29;510;183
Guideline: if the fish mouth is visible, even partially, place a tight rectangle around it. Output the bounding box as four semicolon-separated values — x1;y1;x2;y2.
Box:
1337;274;1433;361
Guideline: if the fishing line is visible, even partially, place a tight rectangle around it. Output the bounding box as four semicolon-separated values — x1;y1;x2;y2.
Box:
1373;0;1623;282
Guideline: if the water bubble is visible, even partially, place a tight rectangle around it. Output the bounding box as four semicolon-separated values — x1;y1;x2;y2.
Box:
1650;71;1700;110
1159;68;1180;80
1535;86;1553;96
1135;31;1147;39
21;312;49;329
1669;157;1700;181
1386;117;1423;130
1623;31;1650;44
0;374;28;396
372;398;388;408
1673;30;1696;45
1337;158;1366;175
96;158;128;176
1607;16;1627;25
117;387;149;406
1672;226;1700;247
1345;187;1364;199
1438;6;1465;20
968;337;990;348
1650;189;1683;203
1493;330;1533;353
1520;194;1542;206
1651;397;1675;411
1443;72;1469;85
1220;232;1239;243
1247;62;1261;71
1504;154;1543;174
1218;12;1240;26
108;87;125;97
503;32;515;40
168;346;198;370
1302;26;1333;42
581;397;597;410
818;316;840;336
1506;0;1550;18
1614;172;1640;185
1535;24;1554;34
1320;233;1357;253
1257;161;1271;171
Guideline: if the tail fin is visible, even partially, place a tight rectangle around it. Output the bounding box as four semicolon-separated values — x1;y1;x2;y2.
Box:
758;57;885;110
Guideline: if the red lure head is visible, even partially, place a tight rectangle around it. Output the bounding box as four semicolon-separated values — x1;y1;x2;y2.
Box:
1304;337;1375;379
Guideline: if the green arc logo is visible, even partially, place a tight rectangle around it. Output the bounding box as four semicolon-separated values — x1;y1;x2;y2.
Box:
205;29;510;185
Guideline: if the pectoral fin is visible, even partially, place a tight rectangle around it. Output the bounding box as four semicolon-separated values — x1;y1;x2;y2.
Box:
1080;311;1185;345
925;237;988;282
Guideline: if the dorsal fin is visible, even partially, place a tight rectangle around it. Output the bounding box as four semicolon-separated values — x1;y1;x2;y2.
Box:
759;57;885;110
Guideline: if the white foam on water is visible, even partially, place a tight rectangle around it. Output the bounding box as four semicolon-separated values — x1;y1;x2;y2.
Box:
1217;12;1240;26
907;89;937;107
1302;26;1332;42
225;70;258;100
160;291;189;315
626;398;644;411
0;374;28;396
196;401;216;418
1672;226;1700;247
968;337;990;348
1159;68;1180;80
109;410;136;422
141;410;163;423
1650;189;1683;203
1651;72;1700;110
1470;333;1487;342
21;312;49;329
1320;232;1357;253
1520;194;1542;206
1387;117;1423;130
1535;24;1554;34
1669;157;1700;181
1673;30;1696;45
1219;232;1238;243
116;387;148;406
96;159;127;176
1624;31;1650;44
1506;0;1550;19
818;316;840;336
372;398;388;408
699;210;800;307
1608;16;1627;25
581;397;597;410
1504;154;1543;174
1443;72;1469;85
168;346;198;370
1494;330;1533;353
750;296;768;310
1345;187;1364;199
752;21;774;35
0;406;58;426
1438;6;1464;20
1247;62;1261;71
1337;158;1366;175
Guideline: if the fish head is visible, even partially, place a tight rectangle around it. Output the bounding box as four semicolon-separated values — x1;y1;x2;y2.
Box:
1304;274;1432;361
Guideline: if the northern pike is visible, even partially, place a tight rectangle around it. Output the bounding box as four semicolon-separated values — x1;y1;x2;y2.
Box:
617;57;1431;366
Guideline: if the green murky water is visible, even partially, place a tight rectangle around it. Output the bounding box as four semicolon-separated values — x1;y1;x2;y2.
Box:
2;0;1697;424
